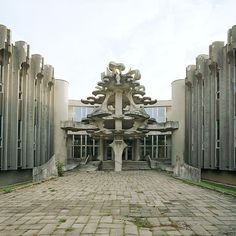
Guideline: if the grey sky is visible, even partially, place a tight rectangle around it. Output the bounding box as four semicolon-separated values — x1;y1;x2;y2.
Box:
1;0;236;100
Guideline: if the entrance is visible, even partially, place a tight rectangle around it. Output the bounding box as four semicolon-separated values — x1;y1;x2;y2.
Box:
122;139;133;160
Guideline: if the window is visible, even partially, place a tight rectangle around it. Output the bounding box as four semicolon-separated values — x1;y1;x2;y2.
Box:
157;107;166;122
216;120;220;140
216;72;220;92
0;65;3;83
74;106;94;121
140;134;171;159
72;134;98;159
18;76;22;100
144;107;166;122
235;93;236;116
17;120;22;148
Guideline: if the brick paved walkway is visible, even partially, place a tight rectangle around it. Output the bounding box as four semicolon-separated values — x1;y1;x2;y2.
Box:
0;170;236;235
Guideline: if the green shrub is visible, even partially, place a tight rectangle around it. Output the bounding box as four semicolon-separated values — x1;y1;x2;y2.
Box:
56;161;64;177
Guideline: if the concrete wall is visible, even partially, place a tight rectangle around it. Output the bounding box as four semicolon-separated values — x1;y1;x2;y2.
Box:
0;24;55;172
185;25;236;172
170;79;185;165
0;169;32;187
173;158;201;182
54;79;69;164
33;155;58;182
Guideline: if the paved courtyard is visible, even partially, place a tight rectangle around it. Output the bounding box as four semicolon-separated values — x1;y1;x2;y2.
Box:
0;170;236;236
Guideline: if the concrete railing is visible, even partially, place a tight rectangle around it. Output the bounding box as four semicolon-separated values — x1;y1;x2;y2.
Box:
33;155;58;181
173;158;201;182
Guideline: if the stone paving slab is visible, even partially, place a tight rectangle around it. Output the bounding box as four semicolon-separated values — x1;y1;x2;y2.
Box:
0;170;236;235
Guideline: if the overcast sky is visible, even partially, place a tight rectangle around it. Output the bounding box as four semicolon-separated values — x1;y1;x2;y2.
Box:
1;0;236;100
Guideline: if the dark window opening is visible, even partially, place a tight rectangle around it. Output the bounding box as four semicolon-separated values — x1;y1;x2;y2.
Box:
216;71;220;92
216;120;220;140
235;93;236;116
216;149;220;169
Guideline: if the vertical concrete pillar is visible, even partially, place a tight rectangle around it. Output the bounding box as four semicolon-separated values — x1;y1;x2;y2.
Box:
209;41;224;169
134;139;140;161
111;89;125;171
43;65;54;162
185;65;196;167
110;137;127;171
31;54;43;166
115;89;122;130
54;79;68;164
171;79;185;165
225;26;236;170
1;26;11;170
15;41;31;169
98;137;104;161
185;80;191;164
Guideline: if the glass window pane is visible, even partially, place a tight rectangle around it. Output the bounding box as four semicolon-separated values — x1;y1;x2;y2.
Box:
158;135;165;145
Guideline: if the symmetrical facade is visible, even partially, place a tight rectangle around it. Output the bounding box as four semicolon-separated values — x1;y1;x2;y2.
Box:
1;22;235;185
62;62;179;171
185;25;236;174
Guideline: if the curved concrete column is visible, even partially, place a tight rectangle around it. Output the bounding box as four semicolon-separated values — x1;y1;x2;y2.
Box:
171;79;185;165
54;79;69;163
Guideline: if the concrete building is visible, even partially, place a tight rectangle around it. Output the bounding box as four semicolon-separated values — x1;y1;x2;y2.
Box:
65;99;179;167
0;23;189;184
185;25;236;184
0;24;66;185
2;23;235;185
61;62;180;171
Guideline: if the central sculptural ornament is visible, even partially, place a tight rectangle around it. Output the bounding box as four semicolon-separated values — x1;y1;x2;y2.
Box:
81;62;157;171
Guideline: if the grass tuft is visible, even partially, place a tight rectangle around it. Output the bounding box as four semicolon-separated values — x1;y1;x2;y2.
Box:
1;187;13;194
59;218;66;223
131;217;152;228
65;227;74;232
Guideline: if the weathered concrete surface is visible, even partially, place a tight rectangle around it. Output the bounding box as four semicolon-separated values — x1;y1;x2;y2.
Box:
173;159;201;182
33;155;58;182
0;170;235;235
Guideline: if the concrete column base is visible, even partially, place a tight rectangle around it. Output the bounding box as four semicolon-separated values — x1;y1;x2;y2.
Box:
110;138;127;171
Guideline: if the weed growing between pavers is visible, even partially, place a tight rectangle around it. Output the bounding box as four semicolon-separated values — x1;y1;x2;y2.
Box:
131;217;152;228
48;187;57;192
65;227;74;232
58;218;66;223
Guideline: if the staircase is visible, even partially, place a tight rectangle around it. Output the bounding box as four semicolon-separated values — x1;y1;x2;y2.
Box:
122;161;151;170
102;161;115;171
101;160;151;171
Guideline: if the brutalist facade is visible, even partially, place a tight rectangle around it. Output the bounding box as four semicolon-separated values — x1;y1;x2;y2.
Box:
0;24;55;174
185;25;236;181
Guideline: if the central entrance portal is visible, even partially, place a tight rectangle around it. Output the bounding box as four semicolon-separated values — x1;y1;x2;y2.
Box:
104;139;133;161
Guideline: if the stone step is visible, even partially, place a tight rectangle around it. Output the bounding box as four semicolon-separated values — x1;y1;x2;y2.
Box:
101;160;151;171
122;161;151;170
102;161;115;170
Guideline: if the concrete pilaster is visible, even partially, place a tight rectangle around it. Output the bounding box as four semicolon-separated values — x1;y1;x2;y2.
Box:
170;79;185;165
98;138;104;161
110;137;127;171
54;79;68;164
